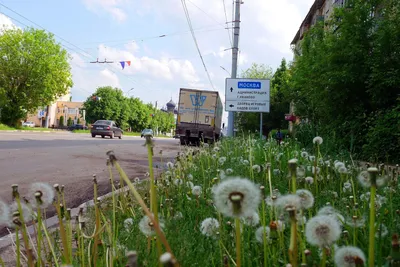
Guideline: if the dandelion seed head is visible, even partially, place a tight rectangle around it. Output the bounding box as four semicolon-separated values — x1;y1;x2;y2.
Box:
186;181;194;189
296;167;306;178
317;206;345;225
166;162;174;169
252;165;261;173
0;201;10;226
213;177;261;218
335;161;345;170
313;136;323;145
192;185;202;196
241;212;260;227
138;215;164;236
305;215;341;247
226;168;233;175
296;189;315;209
173;179;183;186
187;174;193;180
276;194;302;211
200;218;220;237
124;218;134;231
357;171;371;188
334;246;366;267
160;252;173;264
301;151;308;158
255;226;270;243
30;182;55;209
375;223;388;238
305;176;314;184
338;166;348;174
9;202;32;227
218;157;227;165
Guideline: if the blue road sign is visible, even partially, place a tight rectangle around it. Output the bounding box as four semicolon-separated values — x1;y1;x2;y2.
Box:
237;81;261;89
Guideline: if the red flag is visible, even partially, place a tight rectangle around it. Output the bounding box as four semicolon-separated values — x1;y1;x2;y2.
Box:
126;61;131;66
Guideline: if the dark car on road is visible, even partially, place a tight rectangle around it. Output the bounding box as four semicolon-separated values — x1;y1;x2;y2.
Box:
68;124;88;131
90;120;123;139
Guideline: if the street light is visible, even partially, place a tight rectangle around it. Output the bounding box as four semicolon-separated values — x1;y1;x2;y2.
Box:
220;66;231;76
125;87;134;96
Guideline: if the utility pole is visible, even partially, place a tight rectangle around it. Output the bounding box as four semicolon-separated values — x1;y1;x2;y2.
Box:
227;0;242;137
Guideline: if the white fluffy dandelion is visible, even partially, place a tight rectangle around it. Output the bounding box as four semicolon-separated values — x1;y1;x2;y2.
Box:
334;246;366;267
213;177;261;218
313;136;323;145
305;176;314;184
200;218;220;237
301;151;308;158
218;157;227;165
275;194;302;211
166;162;174;169
160;252;173;264
241;212;260;227
226;168;233;175
124;218;134;231
296;167;306;178
335;161;345;170
187;174;193;180
9;201;32;227
296;189;315;209
30;182;55;209
252;165;261;173
173;179;183;186
192;185;202;196
317;206;345;225
255;226;270;243
138;215;164;236
305;215;341;247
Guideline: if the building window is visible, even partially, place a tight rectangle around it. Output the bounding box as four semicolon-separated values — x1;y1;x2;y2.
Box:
68;108;75;114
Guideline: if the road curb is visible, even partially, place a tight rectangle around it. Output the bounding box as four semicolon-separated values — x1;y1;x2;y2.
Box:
0;130;67;133
0;185;131;251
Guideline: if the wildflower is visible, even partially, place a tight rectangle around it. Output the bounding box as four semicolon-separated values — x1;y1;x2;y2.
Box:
173;179;183;186
334;246;366;267
124;218;134;231
9;201;32;227
138;214;164;236
192;186;202;196
241;212;260;227
305;176;314;184
296;167;306;178
213;177;261;218
186;181;194;189
30;182;55;209
200;218;220;237
317;206;345;225
275;194;302;212
255;226;270;243
305;215;341;248
301;151;308;158
252;165;261;173
296;189;315;209
335;161;345;170
166;162;174;169
313;136;323;145
226;168;233;175
218;157;226;165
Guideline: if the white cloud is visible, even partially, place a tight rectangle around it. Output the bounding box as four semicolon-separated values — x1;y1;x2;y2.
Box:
82;0;127;22
0;14;20;33
96;44;200;83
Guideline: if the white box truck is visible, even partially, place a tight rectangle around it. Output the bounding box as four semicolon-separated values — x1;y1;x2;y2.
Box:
175;88;223;145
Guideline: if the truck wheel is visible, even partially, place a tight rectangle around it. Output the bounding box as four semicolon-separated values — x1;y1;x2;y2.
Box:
91;134;95;138
180;137;186;146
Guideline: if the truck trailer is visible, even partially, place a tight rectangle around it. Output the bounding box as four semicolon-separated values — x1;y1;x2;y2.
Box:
175;88;223;145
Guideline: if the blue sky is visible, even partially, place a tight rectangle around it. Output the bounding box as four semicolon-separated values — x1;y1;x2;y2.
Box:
0;0;314;125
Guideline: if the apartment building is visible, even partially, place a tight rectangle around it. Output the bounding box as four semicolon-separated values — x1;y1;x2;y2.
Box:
291;0;346;55
25;91;86;127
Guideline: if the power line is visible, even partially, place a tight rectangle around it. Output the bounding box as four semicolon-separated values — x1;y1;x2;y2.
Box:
180;0;215;91
222;0;233;47
0;3;151;91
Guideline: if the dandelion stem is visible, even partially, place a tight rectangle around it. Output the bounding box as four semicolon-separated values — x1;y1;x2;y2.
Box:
234;218;242;267
15;197;34;267
112;160;178;266
15;227;20;267
36;207;43;267
288;210;298;267
321;247;327;267
368;184;377;267
108;163;117;265
146;138;163;263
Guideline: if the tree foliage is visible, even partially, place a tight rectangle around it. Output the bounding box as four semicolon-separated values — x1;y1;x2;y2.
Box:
291;0;400;162
0;28;73;126
235;61;292;135
83;86;175;133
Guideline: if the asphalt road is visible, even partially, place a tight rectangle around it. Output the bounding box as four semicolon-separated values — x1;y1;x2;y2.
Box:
0;131;180;226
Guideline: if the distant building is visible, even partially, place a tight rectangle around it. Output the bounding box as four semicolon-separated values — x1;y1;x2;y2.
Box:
290;0;346;56
25;90;86;127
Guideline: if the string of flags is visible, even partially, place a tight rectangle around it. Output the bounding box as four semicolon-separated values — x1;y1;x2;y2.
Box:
90;58;132;70
119;61;131;70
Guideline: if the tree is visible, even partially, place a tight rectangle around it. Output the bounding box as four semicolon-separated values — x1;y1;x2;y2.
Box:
0;28;73;126
67;117;73;126
236;61;292;135
291;0;400;161
83;86;126;126
59;116;64;127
